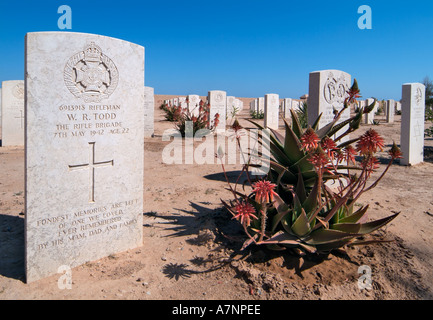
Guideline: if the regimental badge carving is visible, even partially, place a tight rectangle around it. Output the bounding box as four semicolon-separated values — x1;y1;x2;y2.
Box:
415;87;423;106
64;42;119;103
12;83;25;100
215;93;224;103
271;95;278;105
323;72;349;106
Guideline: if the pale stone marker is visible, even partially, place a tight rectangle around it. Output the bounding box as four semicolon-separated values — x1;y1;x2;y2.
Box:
386;99;395;123
396;101;402;112
227;96;235;114
1;80;25;146
258;97;264;112
264;94;279;130
144;86;154;137
283;98;292;119
25;32;145;283
364;98;375;124
188;94;200;116
400;83;425;166
208;90;226;132
308;70;351;141
179;97;187;109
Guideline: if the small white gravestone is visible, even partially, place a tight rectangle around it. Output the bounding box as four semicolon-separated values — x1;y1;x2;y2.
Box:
364;98;376;124
173;97;179;107
144;86;154;137
227;96;235;114
386;99;395;123
283;98;292;119
308;70;351;141
1;80;25;146
264;94;279;130
400;83;425;166
25;32;145;283
396;101;402;112
257;97;264;112
208;90;227;132
179;97;187;109
188;94;200;117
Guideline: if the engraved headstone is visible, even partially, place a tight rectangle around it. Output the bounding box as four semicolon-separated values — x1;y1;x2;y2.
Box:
144;86;154;137
208;90;226;132
400;83;425;166
386;99;395;123
1;80;25;146
25;32;145;283
308;70;351;141
264;93;279;130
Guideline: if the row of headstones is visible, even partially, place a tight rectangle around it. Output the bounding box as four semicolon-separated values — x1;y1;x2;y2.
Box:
249;97;303;117
359;99;402;124
162;93;244;131
0;81;155;146
307;70;425;167
4;32;427;284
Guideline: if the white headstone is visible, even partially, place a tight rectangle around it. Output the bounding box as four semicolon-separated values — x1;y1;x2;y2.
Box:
188;94;200;116
208;90;226;132
173;97;179;107
179;97;187;109
396;101;402;112
25;32;145;283
264;94;279;130
307;70;351;140
257;97;264;112
144;86;154;137
364;98;376;124
1;80;25;146
386;99;395;123
283;98;292;119
400;83;425;166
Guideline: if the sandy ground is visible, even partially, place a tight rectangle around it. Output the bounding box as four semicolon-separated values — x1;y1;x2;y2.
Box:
0;99;433;300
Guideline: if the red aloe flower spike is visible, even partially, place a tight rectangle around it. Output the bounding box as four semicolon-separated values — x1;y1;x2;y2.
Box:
301;128;320;152
308;148;329;172
321;137;338;160
343;145;357;165
356;129;385;155
252;180;278;204
233;201;258;227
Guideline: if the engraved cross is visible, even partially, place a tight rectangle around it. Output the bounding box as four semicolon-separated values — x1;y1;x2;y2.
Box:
68;142;114;203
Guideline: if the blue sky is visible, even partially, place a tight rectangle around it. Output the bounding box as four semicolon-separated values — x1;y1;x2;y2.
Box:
0;0;432;100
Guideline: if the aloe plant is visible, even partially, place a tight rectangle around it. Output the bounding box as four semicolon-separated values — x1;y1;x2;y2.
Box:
220;80;401;254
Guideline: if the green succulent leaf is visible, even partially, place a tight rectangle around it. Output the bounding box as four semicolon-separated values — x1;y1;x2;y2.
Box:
291;208;311;237
338;205;369;224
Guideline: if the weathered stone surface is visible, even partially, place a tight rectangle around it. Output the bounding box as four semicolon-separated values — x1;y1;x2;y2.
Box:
308;70;351;141
264;93;279;130
25;32;144;283
400;83;425;166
